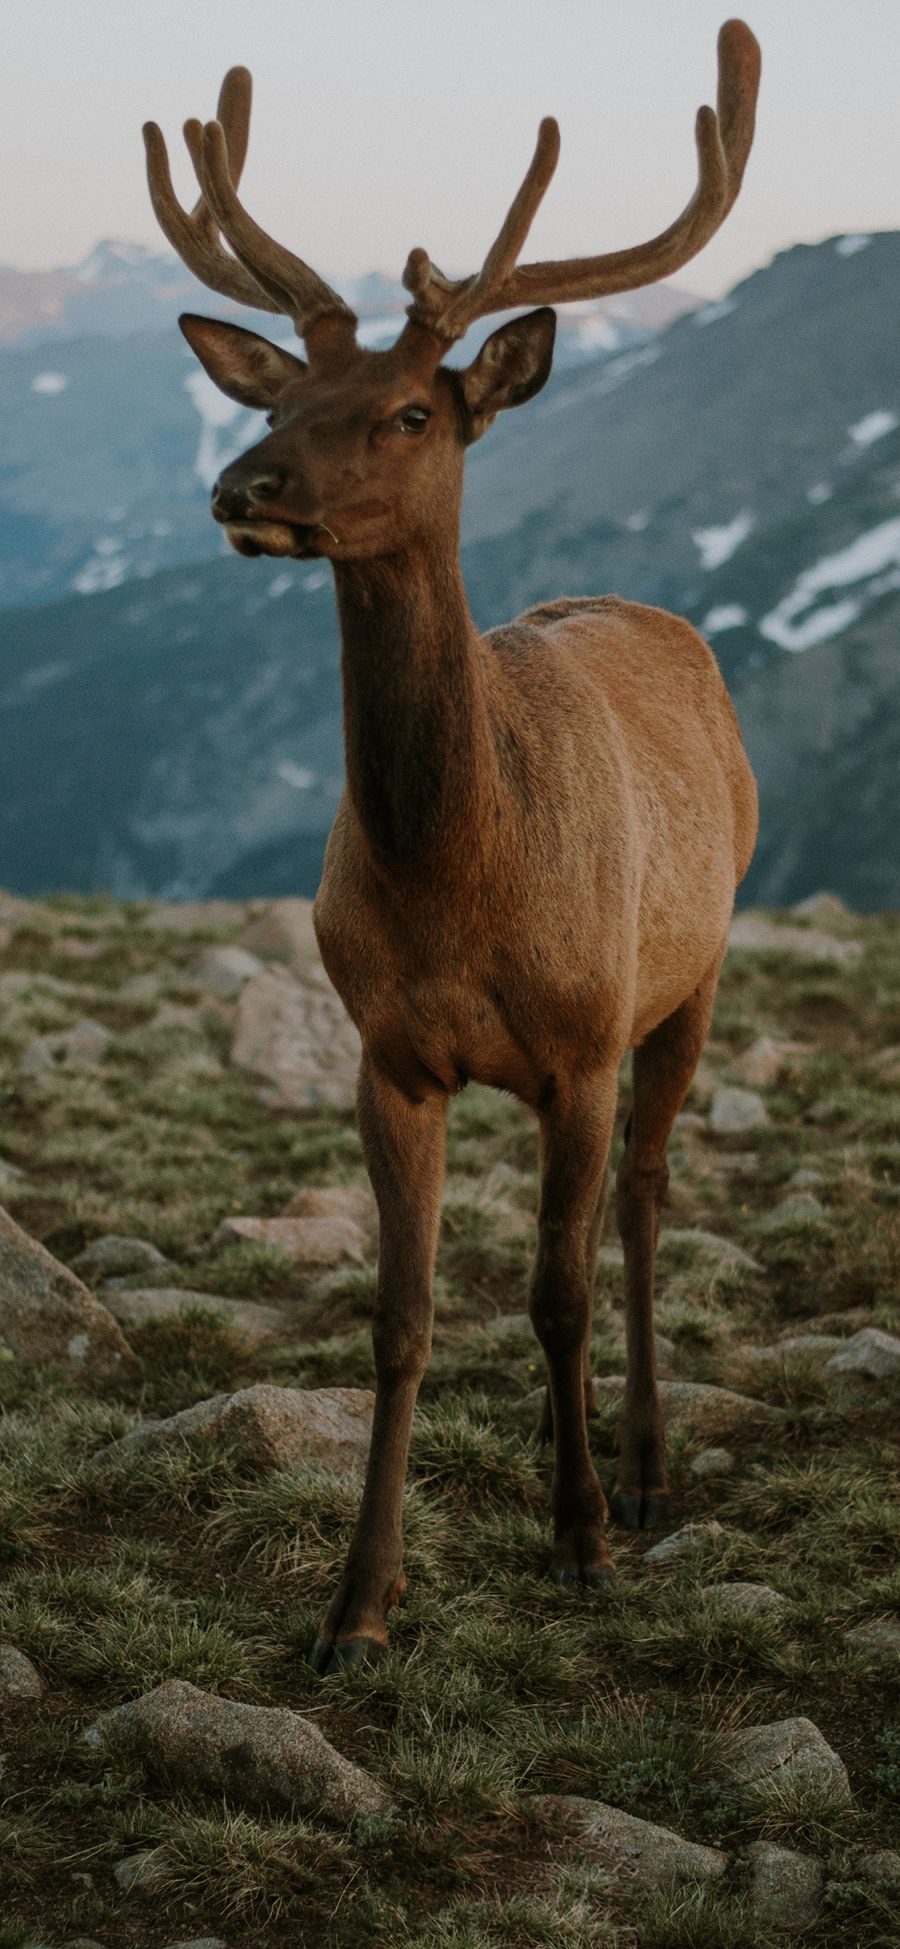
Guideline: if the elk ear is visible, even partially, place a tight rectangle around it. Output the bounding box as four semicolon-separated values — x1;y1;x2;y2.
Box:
458;307;556;441
179;314;307;408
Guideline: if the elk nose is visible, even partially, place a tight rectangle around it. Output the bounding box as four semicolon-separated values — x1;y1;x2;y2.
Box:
211;471;286;520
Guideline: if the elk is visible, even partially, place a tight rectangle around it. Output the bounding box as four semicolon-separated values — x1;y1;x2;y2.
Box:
145;20;761;1672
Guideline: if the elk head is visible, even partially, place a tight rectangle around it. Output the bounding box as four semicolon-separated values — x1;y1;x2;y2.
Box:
144;22;760;563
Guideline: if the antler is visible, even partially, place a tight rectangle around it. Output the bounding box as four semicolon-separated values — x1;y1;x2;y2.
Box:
403;19;760;341
143;67;356;349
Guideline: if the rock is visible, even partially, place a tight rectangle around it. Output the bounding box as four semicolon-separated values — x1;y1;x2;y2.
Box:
191;944;264;997
594;1378;780;1440
142;1003;209;1035
729;912;863;966
843;1618;900;1666
717;1718;851;1804
142;900;245;935
660;1227;761;1272
532;1794;725;1886
93;1383;374;1474
748;1842;823;1930
112;1846;172;1894
748;1333;843;1365
690;1446;735;1479
231;964;361;1111
705;1582;788;1619
790;891;853;923
85;1679;389;1819
70;1234;172;1284
20;1017;111;1077
281;1184;378;1239
730;1036;811;1088
238;897;320;970
0;1206;135;1377
215;1213;370;1268
757;1193;827;1231
0;1643;44;1699
104;1289;286;1347
118;970;164;1001
643;1521;723;1566
858;1850;900;1887
787;1166;824;1191
0;1155;28;1196
485;1311;532;1339
162;1940;228;1949
709;1086;769;1135
824;1328;900;1379
653;1333;676;1375
674;1110;708;1134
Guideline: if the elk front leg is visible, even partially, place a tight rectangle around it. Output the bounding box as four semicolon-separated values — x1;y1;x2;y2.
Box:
530;1073;618;1587
311;1057;446;1674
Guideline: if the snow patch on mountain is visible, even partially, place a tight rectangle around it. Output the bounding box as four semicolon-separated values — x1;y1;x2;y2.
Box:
760;515;900;652
31;371;68;394
835;234;872;257
692;511;755;570
694;297;738;326
703;604;748;635
848;408;899;447
184;369;256;490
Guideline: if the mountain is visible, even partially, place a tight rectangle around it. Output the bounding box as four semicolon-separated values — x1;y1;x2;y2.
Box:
0;246;693;612
1;229;899;909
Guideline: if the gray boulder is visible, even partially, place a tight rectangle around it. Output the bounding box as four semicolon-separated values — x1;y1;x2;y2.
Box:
104;1289;286;1347
71;1234;171;1284
858;1850;900;1887
532;1794;725;1886
705;1582;788;1619
231;963;360;1112
748;1842;823;1930
19;1017;111;1076
595;1378;780;1441
643;1521;723;1566
0;1642;44;1699
709;1086;769;1135
728;913;862;965
92;1383;374;1475
112;1846;172;1893
191;944;264;997
215;1212;369;1268
717;1717;850;1804
0;1205;135;1377
843;1618;900;1666
824;1328;900;1379
690;1446;735;1479
85;1679;389;1819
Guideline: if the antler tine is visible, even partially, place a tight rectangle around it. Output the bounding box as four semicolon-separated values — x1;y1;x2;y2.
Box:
404;19;760;338
143;67;277;314
403;118;560;340
197;119;356;343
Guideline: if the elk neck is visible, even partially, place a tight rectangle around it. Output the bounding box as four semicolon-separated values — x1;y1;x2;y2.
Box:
333;538;502;879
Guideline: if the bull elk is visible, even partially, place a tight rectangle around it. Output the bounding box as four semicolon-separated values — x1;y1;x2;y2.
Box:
144;20;761;1671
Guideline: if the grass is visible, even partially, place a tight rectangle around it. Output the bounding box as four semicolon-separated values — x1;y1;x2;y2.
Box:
0;894;899;1945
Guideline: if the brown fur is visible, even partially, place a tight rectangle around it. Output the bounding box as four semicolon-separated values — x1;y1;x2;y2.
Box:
147;19;761;1669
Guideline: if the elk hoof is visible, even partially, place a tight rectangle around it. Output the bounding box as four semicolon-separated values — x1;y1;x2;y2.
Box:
609;1487;670;1531
310;1634;386;1675
550;1564;615;1590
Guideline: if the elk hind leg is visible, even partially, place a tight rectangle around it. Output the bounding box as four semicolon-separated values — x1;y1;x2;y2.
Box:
530;1075;617;1586
610;958;723;1531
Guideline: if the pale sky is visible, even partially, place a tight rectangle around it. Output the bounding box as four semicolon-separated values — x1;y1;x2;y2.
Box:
2;0;899;298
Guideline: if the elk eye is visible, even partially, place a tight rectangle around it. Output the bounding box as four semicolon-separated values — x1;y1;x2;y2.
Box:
398;404;430;434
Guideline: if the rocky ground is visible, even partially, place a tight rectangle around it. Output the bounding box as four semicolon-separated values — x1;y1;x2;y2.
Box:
0;888;898;1949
